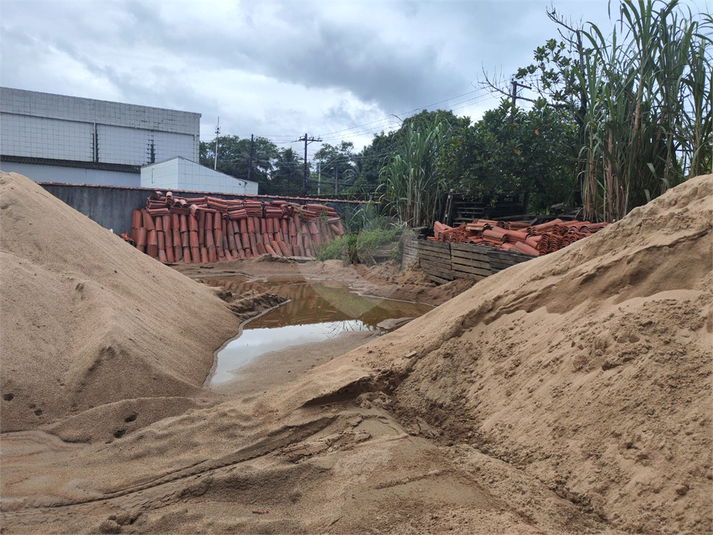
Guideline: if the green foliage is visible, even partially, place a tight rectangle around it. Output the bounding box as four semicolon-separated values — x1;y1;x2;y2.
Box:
512;0;712;221
380;118;450;227
341;201;390;234
270;147;303;195
439;101;579;211
315;227;399;264
199;135;278;187
312;141;357;195
576;0;712;221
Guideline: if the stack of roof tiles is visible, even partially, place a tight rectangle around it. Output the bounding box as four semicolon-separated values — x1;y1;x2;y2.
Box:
431;218;608;256
124;191;345;264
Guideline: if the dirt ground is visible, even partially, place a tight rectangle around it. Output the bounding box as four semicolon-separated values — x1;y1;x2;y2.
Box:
1;171;711;534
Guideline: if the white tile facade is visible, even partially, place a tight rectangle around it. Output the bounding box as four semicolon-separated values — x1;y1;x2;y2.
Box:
1;113;94;161
0;87;200;168
141;157;259;195
97;125;197;166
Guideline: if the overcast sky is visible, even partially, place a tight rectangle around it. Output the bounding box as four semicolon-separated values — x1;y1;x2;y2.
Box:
2;0;710;158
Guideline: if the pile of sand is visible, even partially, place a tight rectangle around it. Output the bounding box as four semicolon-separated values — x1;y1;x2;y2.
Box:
0;173;710;534
0;172;240;440
346;173;712;533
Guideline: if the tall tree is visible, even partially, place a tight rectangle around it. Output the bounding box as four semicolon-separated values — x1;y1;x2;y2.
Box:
440;101;579;212
313;141;357;195
199;135;278;188
507;0;712;221
271;147;302;195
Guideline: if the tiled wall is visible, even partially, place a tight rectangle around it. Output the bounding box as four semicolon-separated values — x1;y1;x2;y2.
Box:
0;113;94;161
0;87;200;134
0;87;200;166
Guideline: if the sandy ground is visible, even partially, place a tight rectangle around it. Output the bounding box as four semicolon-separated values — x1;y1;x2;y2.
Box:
1;171;711;534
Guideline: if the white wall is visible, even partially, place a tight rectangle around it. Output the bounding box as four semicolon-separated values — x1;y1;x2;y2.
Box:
141;158;259;195
0;161;140;187
0;88;201;167
1;114;94;161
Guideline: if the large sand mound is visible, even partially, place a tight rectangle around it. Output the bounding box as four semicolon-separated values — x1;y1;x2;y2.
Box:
0;172;239;436
338;173;711;533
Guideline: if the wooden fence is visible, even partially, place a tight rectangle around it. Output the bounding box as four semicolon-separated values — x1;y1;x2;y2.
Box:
401;231;534;284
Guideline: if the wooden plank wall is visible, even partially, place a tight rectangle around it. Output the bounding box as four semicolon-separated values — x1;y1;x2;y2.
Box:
419;241;454;284
401;230;420;270
414;239;533;284
450;243;491;279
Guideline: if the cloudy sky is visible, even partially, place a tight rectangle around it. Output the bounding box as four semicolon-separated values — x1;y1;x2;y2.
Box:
2;0;710;157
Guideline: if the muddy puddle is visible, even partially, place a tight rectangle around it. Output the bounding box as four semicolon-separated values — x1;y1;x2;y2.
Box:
202;276;433;385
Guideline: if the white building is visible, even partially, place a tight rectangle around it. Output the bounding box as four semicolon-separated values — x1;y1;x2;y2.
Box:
0;87;200;187
141;157;258;195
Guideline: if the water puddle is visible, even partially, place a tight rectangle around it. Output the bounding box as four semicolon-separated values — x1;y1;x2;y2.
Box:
203;276;432;385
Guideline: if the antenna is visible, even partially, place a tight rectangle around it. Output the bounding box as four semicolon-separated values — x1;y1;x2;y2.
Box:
214;117;220;170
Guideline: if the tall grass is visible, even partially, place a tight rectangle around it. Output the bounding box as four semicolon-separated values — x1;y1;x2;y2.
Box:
578;0;711;221
380;119;449;227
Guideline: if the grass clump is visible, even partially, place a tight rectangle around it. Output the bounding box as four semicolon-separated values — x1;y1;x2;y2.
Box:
316;227;400;264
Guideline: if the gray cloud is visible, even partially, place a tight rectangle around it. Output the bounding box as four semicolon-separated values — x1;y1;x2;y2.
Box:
2;0;709;154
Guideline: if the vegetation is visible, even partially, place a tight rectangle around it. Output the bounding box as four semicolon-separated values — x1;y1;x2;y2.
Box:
199;1;710;226
380;117;450;228
315;227;400;264
513;0;712;221
439;102;579;212
576;0;712;221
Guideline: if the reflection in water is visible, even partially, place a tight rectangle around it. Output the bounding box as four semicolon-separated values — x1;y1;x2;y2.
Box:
202;277;432;329
204;276;433;386
211;320;370;384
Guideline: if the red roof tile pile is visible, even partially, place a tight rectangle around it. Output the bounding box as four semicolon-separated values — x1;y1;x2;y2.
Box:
124;191;345;264
430;218;608;256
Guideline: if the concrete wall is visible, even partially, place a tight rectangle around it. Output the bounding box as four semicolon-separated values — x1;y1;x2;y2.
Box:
38;182;372;236
1;161;140;187
40;183;149;235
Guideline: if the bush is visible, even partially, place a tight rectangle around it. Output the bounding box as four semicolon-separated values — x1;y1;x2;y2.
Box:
316;227;400;264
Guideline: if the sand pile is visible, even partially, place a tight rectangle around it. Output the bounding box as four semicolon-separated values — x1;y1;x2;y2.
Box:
0;172;240;439
1;173;710;535
343;173;711;533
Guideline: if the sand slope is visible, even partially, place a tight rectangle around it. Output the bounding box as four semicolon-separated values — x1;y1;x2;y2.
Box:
0;172;239;435
348;173;712;533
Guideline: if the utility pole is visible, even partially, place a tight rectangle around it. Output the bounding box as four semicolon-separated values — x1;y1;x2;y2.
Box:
213;117;220;170
317;161;321;196
334;164;339;196
510;81;532;116
296;133;322;197
247;134;255;182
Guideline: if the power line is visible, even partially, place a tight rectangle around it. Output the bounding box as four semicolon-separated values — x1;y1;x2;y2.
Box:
206;89;502;163
295;133;322;196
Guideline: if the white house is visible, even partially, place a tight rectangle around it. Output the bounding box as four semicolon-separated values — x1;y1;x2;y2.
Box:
141;157;258;195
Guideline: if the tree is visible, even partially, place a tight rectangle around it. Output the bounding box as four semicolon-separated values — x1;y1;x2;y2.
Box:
506;0;712;221
199;135;278;189
270;147;302;195
439;101;579;212
313;141;357;195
